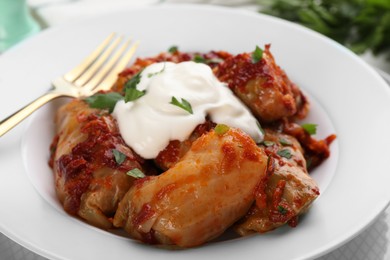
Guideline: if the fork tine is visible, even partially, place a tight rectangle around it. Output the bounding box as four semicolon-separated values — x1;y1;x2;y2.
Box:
74;36;123;87
90;41;139;94
82;38;132;92
64;33;116;82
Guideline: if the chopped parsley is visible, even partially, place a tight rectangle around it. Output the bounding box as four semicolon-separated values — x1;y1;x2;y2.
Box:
124;87;146;102
84;92;124;113
301;123;317;135
112;149;126;165
262;140;275;147
252;45;264;63
193;54;207;63
127;168;145;179
192;54;223;64
277;205;288;215
168;45;178;53
206;58;224;64
279;138;292;146
125;72;141;89
124;72;145;102
147;63;166;78
215;124;230;135
170;97;193;114
277;149;292;159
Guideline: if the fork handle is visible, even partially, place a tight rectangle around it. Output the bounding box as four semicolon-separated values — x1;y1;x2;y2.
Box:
0;92;68;137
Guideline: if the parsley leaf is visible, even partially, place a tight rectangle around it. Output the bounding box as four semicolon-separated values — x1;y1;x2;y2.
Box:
112;149;126;165
125;72;141;89
84;92;123;113
147;63;166;78
277;205;288;215
206;58;224;64
127;168;145;179
215;124;230;135
277;149;292;159
262;140;275;147
279;138;292;146
168;45;178;53
258;0;390;58
125;87;146;102
193;55;207;63
124;72;145;102
301;123;317;135
252;45;264;63
170;97;193;114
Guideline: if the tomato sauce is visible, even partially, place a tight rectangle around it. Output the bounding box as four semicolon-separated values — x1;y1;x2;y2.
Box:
214;45;282;92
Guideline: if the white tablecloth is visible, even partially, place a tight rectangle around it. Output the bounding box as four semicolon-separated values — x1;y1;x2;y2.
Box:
1;1;390;259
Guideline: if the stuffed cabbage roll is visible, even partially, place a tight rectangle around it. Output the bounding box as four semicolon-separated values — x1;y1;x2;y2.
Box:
49;99;147;229
214;45;308;123
113;127;268;247
235;129;320;235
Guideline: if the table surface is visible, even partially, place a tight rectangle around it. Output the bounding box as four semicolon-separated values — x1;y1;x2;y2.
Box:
1;1;390;259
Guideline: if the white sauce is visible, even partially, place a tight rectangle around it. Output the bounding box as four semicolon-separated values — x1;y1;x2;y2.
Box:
112;61;263;159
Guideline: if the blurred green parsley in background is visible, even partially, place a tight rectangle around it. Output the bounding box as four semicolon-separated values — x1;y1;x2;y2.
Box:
257;0;390;58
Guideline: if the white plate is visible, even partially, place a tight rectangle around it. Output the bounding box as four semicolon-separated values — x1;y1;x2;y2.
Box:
1;4;390;260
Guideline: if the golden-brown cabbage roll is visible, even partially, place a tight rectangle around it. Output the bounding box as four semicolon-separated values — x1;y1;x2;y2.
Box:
214;45;308;123
49;99;146;229
235;129;320;235
113;127;268;247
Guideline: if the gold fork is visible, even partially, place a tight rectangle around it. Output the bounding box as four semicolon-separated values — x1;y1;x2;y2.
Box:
0;33;138;137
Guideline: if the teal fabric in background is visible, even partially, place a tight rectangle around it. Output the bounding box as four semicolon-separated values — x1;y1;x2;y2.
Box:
0;0;40;52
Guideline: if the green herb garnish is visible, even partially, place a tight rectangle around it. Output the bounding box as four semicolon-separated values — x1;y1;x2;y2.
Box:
125;87;146;102
124;72;145;102
112;149;126;165
193;55;207;63
168;45;178;53
170;97;193;114
279;138;292;146
277;149;292;159
252;45;264;63
301;123;317;135
262;140;275;147
127;168;146;179
205;58;224;64
257;0;390;57
277;205;288;215
84;92;124;113
215;124;230;135
125;72;141;89
147;63;166;78
192;54;224;64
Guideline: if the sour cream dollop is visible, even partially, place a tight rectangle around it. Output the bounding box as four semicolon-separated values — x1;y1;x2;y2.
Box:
112;61;263;159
